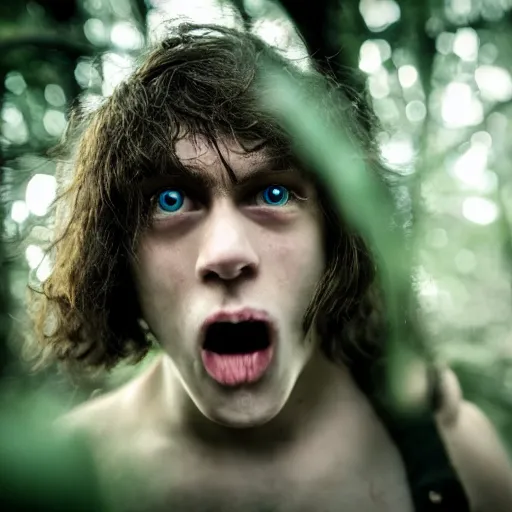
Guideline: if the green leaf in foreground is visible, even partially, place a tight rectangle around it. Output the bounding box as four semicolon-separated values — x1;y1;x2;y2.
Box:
259;62;429;412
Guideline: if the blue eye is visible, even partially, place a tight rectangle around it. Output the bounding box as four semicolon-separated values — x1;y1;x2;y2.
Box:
261;185;290;206
157;190;184;213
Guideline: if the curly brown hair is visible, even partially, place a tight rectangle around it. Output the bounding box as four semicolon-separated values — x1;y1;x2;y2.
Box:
26;23;392;377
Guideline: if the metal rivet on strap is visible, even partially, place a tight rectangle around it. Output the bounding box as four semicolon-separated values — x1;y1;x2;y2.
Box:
428;490;443;504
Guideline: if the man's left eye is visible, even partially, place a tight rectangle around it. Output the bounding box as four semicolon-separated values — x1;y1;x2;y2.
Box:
257;185;291;206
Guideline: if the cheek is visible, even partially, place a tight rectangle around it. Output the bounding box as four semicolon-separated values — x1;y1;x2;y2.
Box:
132;238;189;317
267;219;325;288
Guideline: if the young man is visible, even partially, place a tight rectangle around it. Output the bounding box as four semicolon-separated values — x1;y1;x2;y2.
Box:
30;23;512;512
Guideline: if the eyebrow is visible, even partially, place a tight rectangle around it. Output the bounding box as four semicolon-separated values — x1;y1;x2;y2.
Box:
140;157;302;195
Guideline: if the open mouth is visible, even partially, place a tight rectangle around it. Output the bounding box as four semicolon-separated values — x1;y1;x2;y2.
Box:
203;321;271;354
201;318;275;386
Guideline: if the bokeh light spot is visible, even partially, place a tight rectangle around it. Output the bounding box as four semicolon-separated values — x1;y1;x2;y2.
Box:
111;21;144;50
405;100;426;122
74;59;102;89
36;255;53;283
452;142;488;187
25;174;57;217
479;43;498;65
369;69;390;98
11;200;29;223
1;104;28;144
380;133;415;166
436;32;454;55
5;72;27;95
453;27;479;61
475;65;512;102
44;84;66;107
462;196;499;225
43;110;67;137
101;52;136;97
471;131;492;148
359;40;382;74
398;65;418;88
25;245;45;270
441;82;483;128
359;0;401;32
83;18;108;46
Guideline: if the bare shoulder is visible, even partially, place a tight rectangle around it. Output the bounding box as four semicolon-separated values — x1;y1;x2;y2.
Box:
58;358;163;446
435;367;512;512
58;386;128;439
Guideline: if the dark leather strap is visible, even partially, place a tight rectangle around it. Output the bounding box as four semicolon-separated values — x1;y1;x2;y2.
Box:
348;357;470;512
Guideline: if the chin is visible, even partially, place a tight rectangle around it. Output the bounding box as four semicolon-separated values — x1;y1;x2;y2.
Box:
211;410;278;429
209;412;277;430
198;389;288;429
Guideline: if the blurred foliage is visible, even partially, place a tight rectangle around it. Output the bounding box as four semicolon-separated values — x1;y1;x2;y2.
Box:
1;0;512;475
0;392;105;511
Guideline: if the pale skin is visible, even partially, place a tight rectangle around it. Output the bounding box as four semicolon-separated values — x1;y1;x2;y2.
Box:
63;136;512;512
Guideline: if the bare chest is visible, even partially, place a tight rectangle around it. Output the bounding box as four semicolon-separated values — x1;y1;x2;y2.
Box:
144;471;412;512
99;436;414;512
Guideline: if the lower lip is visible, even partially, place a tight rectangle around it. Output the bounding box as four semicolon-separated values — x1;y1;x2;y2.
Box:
201;346;274;386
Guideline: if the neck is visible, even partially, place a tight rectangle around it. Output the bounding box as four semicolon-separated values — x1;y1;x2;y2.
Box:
150;350;373;456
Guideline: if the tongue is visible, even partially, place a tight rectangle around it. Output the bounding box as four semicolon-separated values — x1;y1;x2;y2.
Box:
201;347;273;386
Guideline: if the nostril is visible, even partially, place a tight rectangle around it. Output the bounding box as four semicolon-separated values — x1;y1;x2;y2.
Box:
201;262;256;282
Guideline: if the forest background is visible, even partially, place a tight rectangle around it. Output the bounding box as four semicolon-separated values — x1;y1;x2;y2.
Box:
1;0;512;507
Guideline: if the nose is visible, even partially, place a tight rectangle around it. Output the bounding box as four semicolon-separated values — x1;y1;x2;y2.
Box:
196;202;259;282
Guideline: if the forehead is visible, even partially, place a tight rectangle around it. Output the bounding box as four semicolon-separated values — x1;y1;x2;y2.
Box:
174;134;269;183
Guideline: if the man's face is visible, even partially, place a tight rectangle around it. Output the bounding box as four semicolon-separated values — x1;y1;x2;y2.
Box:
133;136;325;427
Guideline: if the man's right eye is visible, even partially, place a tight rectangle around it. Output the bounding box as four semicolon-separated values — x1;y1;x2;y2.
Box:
157;189;185;213
152;189;196;218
